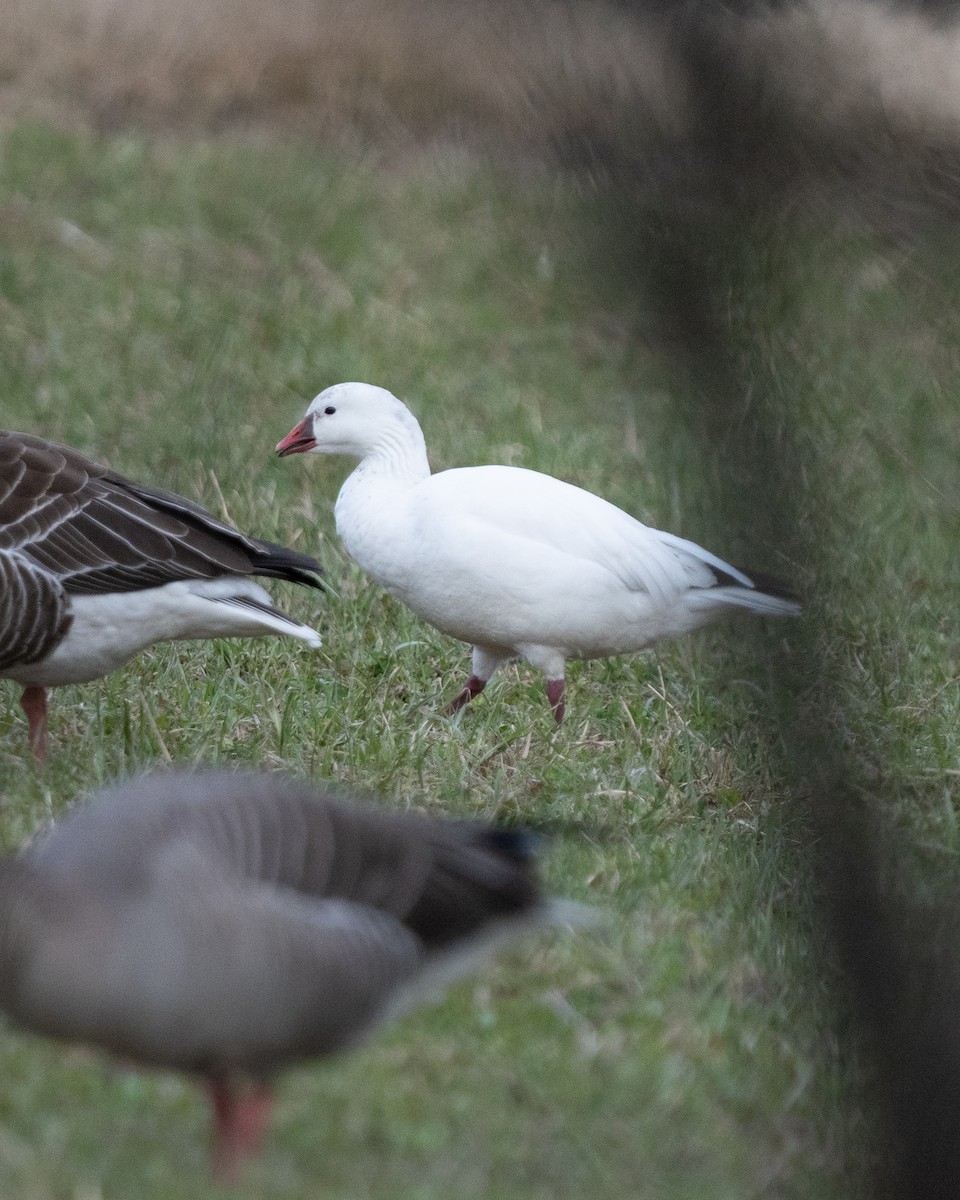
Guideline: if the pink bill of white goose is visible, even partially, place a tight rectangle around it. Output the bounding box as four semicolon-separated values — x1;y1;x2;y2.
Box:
0;769;574;1180
277;382;800;723
0;432;323;758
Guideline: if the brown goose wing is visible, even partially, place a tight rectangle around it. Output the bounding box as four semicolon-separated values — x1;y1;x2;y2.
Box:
0;549;71;671
101;469;322;589
0;432;322;597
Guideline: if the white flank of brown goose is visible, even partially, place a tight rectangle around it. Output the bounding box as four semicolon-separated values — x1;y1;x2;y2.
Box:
0;769;578;1181
0;433;323;759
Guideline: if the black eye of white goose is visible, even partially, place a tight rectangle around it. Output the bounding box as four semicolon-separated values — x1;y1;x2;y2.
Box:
323;405;336;415
277;380;801;726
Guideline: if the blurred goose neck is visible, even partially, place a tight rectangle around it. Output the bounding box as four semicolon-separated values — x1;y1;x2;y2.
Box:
0;856;21;910
0;857;31;1000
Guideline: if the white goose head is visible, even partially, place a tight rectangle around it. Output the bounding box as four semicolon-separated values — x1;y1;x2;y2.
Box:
276;382;424;461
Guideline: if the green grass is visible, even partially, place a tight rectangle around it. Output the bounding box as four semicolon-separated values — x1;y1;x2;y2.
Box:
0;120;957;1198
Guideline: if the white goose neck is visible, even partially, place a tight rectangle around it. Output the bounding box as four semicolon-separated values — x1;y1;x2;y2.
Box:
358;417;431;486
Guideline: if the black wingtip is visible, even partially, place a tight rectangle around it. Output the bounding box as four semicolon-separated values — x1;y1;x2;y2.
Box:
742;570;800;604
477;827;542;863
285;568;326;592
249;540;325;591
712;563;799;604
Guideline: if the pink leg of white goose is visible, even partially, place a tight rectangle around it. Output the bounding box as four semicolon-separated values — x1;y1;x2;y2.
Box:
447;674;487;713
446;647;509;716
545;679;565;724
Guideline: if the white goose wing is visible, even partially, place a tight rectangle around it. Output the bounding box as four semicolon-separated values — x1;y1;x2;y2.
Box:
419;465;751;603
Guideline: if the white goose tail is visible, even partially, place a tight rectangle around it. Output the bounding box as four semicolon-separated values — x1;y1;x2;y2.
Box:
703;584;802;619
656;530;802;620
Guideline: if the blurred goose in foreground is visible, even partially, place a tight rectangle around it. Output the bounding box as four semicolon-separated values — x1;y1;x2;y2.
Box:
277;383;800;723
0;432;323;759
0;769;573;1180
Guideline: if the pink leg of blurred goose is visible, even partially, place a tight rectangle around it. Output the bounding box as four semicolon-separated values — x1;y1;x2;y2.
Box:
208;1081;274;1183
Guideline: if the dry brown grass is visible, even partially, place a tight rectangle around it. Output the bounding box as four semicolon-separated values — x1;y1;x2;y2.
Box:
4;0;960;168
0;0;683;145
4;0;960;228
741;0;960;143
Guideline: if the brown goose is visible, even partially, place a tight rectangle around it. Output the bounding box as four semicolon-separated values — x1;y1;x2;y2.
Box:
0;770;568;1180
0;432;323;758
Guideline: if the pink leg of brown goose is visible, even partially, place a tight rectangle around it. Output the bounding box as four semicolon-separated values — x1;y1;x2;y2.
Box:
208;1080;274;1183
545;679;565;724
20;686;48;763
447;674;487;713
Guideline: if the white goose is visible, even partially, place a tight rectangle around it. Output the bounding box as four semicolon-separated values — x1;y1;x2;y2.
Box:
276;383;800;723
0;432;322;758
